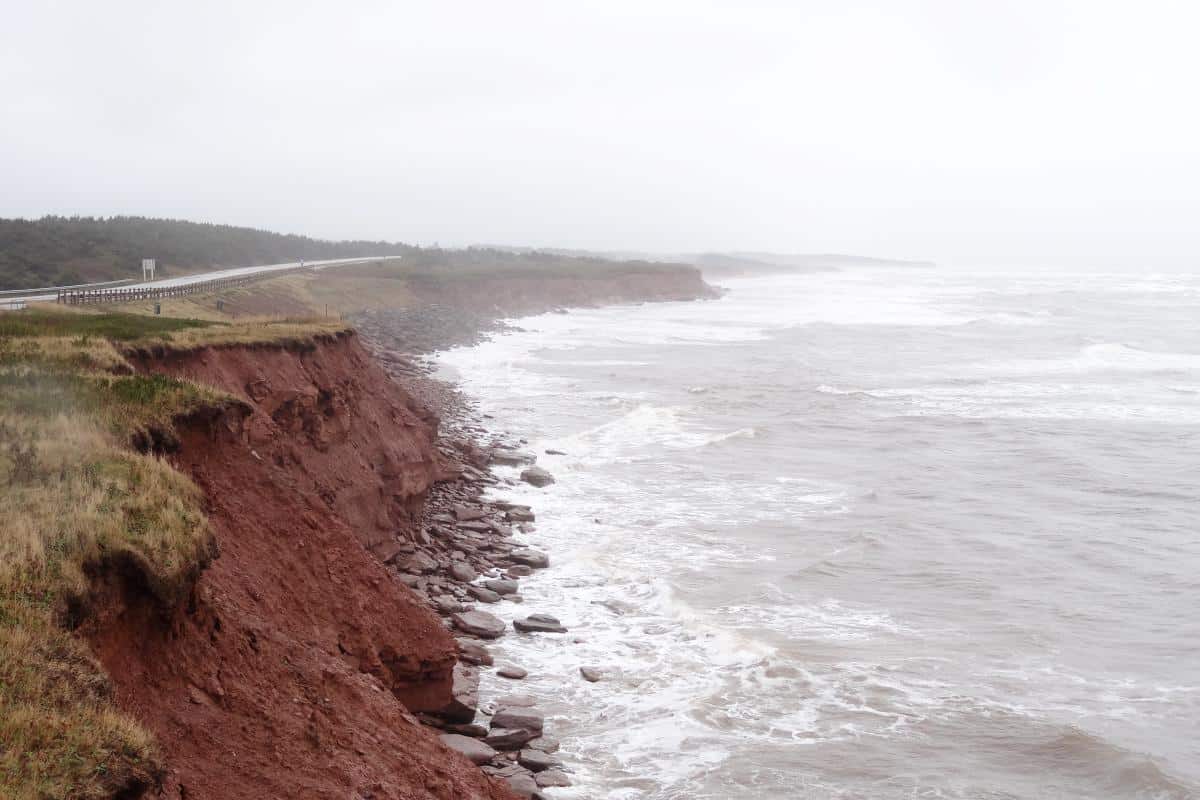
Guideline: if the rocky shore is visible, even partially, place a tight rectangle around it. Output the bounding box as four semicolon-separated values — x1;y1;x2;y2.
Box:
358;320;581;799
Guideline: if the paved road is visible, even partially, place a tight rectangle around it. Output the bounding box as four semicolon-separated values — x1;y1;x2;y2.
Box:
1;256;400;309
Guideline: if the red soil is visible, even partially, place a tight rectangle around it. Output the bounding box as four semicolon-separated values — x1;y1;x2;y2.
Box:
88;332;515;800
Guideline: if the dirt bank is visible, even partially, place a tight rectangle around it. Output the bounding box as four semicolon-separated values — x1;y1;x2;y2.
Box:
88;332;516;800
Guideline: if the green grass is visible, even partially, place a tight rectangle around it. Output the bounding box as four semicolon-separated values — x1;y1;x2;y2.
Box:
0;307;244;799
0;308;215;341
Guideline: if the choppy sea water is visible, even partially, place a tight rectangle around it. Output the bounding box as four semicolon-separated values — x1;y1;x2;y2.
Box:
436;266;1200;800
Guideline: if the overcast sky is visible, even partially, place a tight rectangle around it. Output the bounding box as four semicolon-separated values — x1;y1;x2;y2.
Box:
3;1;1198;266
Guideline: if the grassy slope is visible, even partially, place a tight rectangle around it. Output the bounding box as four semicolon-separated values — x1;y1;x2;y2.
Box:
0;308;340;799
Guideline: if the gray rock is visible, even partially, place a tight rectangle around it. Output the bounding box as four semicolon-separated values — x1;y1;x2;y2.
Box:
491;709;544;734
443;722;488;737
401;551;438;574
579;666;602;682
484;578;520;595
535;769;572;788
497;665;528;679
527;736;559;753
484;727;540;750
448;562;477;583
494;693;537;708
507;565;533;577
457;639;493;666
453;505;489;522
506;773;544;799
492;448;537;466
435;596;466;614
467;585;501;603
507;507;536;522
520;467;555;487
544;449;567;456
451;610;506;639
437;663;479;723
514;614;567;634
510;549;550;569
439;733;496;765
518;748;560;772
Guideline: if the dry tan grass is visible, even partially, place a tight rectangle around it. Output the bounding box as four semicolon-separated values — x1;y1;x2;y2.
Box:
0;314;232;798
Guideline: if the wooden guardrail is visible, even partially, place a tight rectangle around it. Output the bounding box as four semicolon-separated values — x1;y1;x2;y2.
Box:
56;265;313;306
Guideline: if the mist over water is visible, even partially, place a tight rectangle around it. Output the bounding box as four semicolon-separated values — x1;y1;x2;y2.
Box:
437;265;1200;799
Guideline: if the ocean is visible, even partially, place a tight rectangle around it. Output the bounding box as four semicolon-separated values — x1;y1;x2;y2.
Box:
436;265;1200;799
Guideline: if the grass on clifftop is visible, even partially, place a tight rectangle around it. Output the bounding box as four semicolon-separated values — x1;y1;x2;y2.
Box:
0;306;261;798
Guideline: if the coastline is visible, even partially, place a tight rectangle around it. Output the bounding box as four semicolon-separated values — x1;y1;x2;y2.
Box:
352;284;718;796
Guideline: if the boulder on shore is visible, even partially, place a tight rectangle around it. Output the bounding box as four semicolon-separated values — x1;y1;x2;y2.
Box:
439;733;497;765
436;663;479;723
509;549;550;569
492;448;536;466
484;727;540;750
451;610;506;639
520;467;555;487
490;708;544;734
579;666;602;682
497;665;528;679
514;614;567;634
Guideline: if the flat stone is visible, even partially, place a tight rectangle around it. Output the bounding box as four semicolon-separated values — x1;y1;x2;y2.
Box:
535;769;572;788
492;448;536;466
401;551;438;574
491;709;544;734
443;722;487;737
506;772;543;799
514;614;567;634
439;733;496;765
484;727;540;751
453;505;489;522
456;639;493;666
484;578;520;595
507;565;533;577
494;693;537;708
507;507;536;522
449;562;477;583
509;549;550;569
527;736;559;753
518;748;560;772
467;585;501;603
520;467;555;487
456;520;493;533
579;666;602;682
435;596;466;614
497;665;528;680
451;610;506;639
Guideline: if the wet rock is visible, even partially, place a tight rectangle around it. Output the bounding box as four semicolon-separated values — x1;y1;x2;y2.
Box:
484;727;540;750
510;549;550;569
514;614;567;634
484;578;520;595
518;749;560;772
492;448;536;466
494;693;537;708
535;769;571;788
444;722;488;737
435;596;467;614
451;610;506;639
437;663;479;723
497;665;528;680
520;467;555;487
506;772;544;799
456;638;494;666
507;507;536;523
579;666;602;682
439;733;496;765
467;585;501;603
527;736;559;753
491;709;544;734
507;565;533;577
400;551;439;574
544;449;567;456
453;505;489;522
456;520;493;533
449;562;477;582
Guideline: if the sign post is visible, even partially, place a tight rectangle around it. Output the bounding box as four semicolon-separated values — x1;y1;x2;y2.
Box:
141;259;156;281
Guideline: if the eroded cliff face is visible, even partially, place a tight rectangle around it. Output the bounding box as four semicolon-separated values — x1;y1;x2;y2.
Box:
90;332;513;800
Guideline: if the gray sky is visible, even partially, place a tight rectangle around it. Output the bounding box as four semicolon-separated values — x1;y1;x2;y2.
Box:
3;1;1198;266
